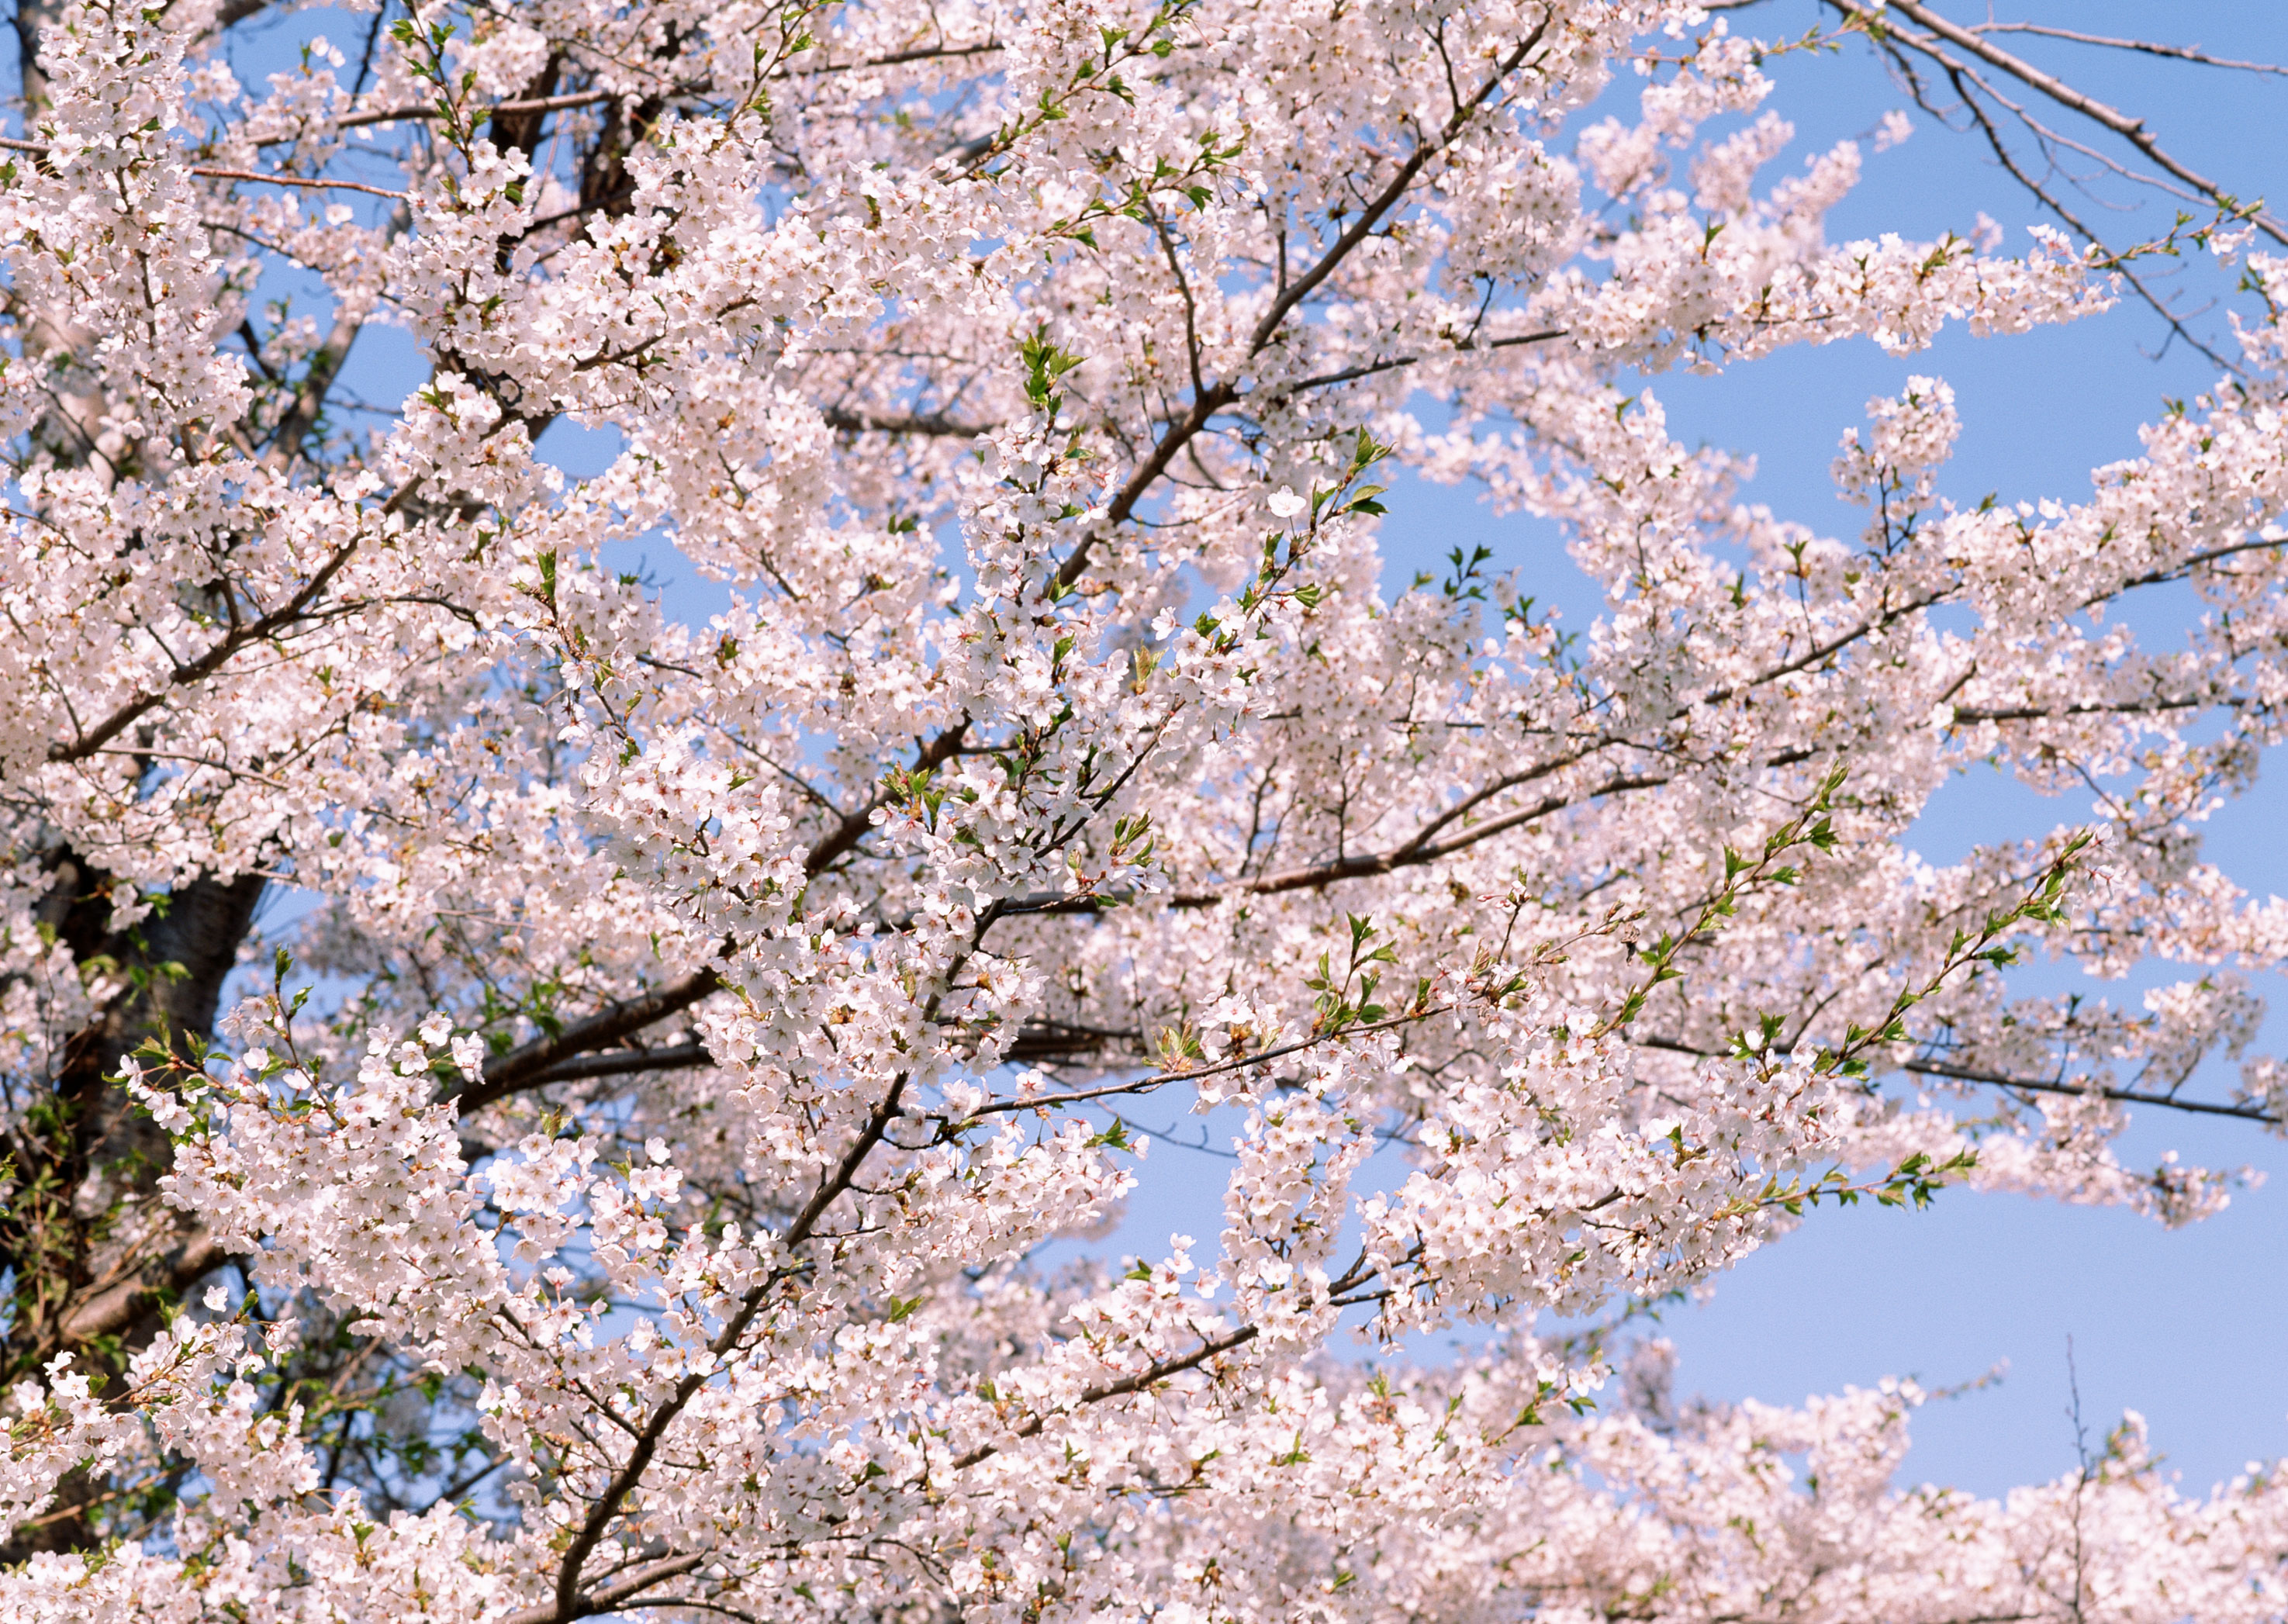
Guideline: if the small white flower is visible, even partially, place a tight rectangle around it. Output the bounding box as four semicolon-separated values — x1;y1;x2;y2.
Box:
1267;485;1307;519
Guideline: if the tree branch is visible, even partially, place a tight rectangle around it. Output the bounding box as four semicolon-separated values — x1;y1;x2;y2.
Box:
1902;1057;2283;1126
1834;0;2286;245
1053;15;1554;590
949;1324;1261;1470
456;970;723;1112
504;1553;707;1624
547;1072;913;1621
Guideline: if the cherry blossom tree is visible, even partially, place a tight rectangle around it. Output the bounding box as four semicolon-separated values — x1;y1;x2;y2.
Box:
3;0;2286;1619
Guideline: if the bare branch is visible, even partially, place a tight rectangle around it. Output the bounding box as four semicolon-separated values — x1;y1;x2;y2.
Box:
1833;0;2287;246
1054;15;1555;590
1968;22;2288;81
503;1553;708;1624
1902;1058;2283;1127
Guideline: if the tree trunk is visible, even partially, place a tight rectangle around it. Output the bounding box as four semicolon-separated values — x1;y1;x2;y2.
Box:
0;854;263;1557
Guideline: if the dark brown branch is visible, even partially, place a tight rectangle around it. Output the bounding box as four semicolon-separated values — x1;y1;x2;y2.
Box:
45;472;427;764
792;40;1004;77
548;1072;913;1621
966;1004;1467;1121
1284;327;1567;393
1637;1035;2283;1128
1245;24;1551;356
504;1553;707;1624
458;724;969;1112
456;971;722;1112
53;1232;230;1349
1901;1058;2283;1125
1003;764;1662;917
188;166;406;199
1968;22;2288;80
3;862;265;1395
1077;383;1236;558
1951;698;2202;724
1053;16;1554;590
1175;776;1662;905
1693;594;1944;712
263;204;410;472
804;718;973;876
1001;1020;1125;1064
948;1324;1261;1470
821;405;993;437
1834;0;2286;246
516;1042;714;1085
338;88;617;130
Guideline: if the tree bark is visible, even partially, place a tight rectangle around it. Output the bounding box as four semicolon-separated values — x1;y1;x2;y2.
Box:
0;854;263;1559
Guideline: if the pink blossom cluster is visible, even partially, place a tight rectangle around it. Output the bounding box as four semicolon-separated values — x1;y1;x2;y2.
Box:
2;0;2286;1619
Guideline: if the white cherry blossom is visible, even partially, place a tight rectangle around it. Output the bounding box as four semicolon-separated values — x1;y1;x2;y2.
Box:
3;1;2287;1619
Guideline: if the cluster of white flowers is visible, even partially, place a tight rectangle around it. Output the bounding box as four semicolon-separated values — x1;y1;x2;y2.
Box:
3;0;2287;1619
